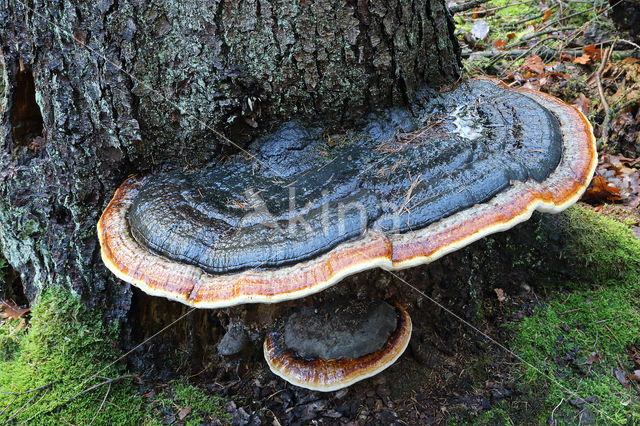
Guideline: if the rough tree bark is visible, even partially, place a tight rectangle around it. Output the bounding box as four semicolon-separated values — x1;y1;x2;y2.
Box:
0;0;460;316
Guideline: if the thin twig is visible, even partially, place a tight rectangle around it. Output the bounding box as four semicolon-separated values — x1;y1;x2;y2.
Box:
4;389;44;424
596;45;613;149
27;375;136;421
450;0;491;14
462;48;640;60
0;381;59;418
89;383;111;426
518;26;574;44
0;381;59;396
461;0;536;15
65;375;137;408
0;396;17;417
505;6;558;28
616;38;640;51
550;398;564;425
613;94;640;114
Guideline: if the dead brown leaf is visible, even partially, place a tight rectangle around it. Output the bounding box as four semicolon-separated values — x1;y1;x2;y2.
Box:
523;54;544;75
0;300;31;320
574;54;592;65
178;406;192;420
615;367;631;391
583;45;602;62
571;93;590;115
494;288;506;302
584;352;602;365
581;176;622;204
560;52;573;63
493;39;507;50
540;9;554;22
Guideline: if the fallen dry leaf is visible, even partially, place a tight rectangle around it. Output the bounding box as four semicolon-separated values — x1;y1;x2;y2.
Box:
571;93;590;115
540;9;554;22
523;54;544;75
615;367;631;391
493;39;507;50
580;176;621;204
583;45;602;62
560;52;573;63
494;288;506;302
574;54;592;65
584;352;602;365
628;346;640;367
595;154;640;208
178;406;192;420
0;300;31;320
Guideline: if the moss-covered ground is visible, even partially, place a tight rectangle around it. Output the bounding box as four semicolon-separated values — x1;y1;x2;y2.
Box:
471;206;640;424
0;289;227;424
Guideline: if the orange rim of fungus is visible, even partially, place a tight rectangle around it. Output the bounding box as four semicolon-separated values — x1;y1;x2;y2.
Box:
263;303;412;392
97;79;597;308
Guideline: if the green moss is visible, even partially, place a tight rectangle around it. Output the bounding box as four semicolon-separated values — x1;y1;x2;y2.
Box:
0;323;22;361
561;206;640;282
0;255;8;288
488;207;640;424
151;379;230;425
0;288;147;424
474;407;513;425
0;287;234;424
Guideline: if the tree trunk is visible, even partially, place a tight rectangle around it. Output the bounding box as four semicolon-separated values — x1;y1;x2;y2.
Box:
0;0;461;314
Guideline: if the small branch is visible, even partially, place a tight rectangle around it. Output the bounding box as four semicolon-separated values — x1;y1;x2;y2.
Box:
64;375;137;407
616;38;640;52
26;375;137;422
596;45;613;149
0;381;59;418
4;388;49;424
89;383;111;426
461;0;536;15
0;396;18;417
550;398;564;425
505;6;558;28
449;0;490;14
613;94;640;114
462;48;640;60
0;381;59;397
518;26;574;44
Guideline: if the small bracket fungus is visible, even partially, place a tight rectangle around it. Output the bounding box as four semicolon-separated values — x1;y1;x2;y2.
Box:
97;79;596;308
263;300;412;391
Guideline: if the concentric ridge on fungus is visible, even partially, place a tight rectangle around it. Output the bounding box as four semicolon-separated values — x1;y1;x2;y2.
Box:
263;302;412;392
97;80;597;308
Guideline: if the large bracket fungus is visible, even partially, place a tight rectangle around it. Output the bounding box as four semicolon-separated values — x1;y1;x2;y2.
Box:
98;79;596;308
264;300;412;392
